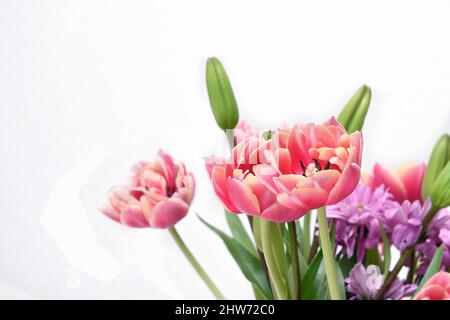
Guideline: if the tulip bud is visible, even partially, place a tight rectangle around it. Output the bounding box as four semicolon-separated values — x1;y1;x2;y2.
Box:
337;85;372;133
422;134;450;200
430;161;450;208
206;57;239;130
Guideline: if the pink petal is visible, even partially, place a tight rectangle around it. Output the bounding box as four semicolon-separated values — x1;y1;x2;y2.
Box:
148;197;189;229
349;131;363;166
425;271;450;288
120;206;150;228
287;126;310;174
327;163;361;205
211;165;240;213
261;201;308;222
227;178;261;215
396;162;426;203
244;174;276;212
415;284;446;300
273;174;307;192
253;164;280;194
373;163;407;202
312;169;340;192
100;205;121;223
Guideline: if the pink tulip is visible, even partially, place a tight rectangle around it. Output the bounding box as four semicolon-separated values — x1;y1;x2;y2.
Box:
205;136;301;222
233;121;262;144
415;272;450;300
362;162;426;203
252;117;362;218
206;117;363;222
101;150;195;229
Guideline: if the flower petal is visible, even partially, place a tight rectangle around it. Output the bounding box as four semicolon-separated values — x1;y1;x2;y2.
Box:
373;163;407;202
120;206;150;228
148;197;189;228
227;178;260;215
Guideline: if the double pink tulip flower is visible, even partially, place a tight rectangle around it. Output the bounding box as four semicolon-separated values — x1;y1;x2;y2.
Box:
363;162;426;203
415;272;450;300
101;150;195;229
206;117;363;222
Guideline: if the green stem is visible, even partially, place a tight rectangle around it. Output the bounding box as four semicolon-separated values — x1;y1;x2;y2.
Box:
261;220;289;300
169;227;225;300
302;214;311;259
317;207;342;300
288;222;301;300
407;249;416;284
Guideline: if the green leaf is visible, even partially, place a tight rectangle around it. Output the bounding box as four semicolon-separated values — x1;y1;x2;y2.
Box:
301;250;323;299
379;222;391;276
224;211;257;256
197;214;273;299
338;256;356;279
337;85;372;133
365;248;382;269
422;134;449;200
301;250;346;300
415;244;444;295
206;57;239;130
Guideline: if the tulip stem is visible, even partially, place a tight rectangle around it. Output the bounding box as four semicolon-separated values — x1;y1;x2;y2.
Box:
317;207;342;300
288;222;301;300
169;227;225;300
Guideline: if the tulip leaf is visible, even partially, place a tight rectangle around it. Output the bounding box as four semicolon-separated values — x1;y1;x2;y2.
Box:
224;210;257;257
415;244;444;295
206;57;239;130
301;221;345;300
300;250;323;299
197;214;273;299
337;85;372;133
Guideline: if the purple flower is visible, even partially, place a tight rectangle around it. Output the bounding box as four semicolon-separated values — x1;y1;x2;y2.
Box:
346;263;417;300
416;208;450;275
381;199;431;252
327;184;396;260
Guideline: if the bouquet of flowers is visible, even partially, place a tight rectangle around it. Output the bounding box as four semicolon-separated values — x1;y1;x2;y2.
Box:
100;58;450;300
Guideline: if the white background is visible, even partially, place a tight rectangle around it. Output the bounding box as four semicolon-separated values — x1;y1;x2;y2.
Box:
0;0;449;299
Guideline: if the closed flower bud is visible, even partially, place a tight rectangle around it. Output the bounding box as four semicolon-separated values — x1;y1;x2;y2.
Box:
422;134;450;200
206;57;239;130
337;85;372;133
430;161;450;208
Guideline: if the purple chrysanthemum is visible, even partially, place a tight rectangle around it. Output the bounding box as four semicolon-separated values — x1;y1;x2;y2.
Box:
346;263;417;300
381;199;431;252
327;184;396;261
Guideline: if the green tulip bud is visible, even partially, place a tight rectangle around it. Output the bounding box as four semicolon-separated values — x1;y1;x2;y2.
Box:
206;57;239;130
337;85;372;133
422;134;450;200
430;161;450;208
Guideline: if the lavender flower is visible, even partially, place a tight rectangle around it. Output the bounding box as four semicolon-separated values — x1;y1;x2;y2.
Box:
416;208;450;275
327;184;396;260
346;263;417;300
381;199;431;252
